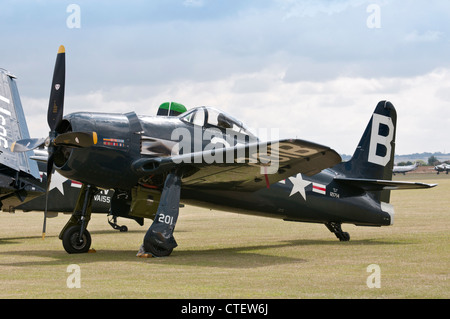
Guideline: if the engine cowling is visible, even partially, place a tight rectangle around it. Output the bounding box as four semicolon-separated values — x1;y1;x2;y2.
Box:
54;112;141;189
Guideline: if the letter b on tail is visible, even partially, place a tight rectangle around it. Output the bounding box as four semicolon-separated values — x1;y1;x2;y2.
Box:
368;113;394;167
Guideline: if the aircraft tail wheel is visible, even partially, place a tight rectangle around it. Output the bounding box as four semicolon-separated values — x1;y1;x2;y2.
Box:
325;222;350;242
62;225;92;254
339;232;350;241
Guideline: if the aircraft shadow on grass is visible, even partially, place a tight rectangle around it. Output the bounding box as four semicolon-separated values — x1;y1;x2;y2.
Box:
0;238;412;269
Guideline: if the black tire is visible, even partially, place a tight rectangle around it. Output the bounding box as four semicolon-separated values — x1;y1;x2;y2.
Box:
339;232;351;242
145;242;173;257
62;225;92;254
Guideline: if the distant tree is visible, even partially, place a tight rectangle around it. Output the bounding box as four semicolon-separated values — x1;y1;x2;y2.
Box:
428;156;439;166
416;160;426;166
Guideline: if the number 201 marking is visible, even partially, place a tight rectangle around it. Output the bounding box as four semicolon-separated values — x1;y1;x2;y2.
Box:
158;213;173;225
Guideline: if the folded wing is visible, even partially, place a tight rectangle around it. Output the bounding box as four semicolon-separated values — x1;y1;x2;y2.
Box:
132;139;342;192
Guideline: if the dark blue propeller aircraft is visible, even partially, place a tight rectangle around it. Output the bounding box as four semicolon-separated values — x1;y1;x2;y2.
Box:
11;46;436;257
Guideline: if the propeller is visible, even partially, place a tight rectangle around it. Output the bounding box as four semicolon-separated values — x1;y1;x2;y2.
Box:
11;131;98;153
10;137;46;153
11;45;97;239
41;45;66;239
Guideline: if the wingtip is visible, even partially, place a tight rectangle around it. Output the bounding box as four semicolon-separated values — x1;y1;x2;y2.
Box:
58;45;65;54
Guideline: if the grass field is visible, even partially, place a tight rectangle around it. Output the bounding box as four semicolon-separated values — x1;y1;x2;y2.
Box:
0;173;448;299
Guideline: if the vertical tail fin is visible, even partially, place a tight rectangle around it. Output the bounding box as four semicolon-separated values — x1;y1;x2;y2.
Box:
334;101;397;202
0;69;40;179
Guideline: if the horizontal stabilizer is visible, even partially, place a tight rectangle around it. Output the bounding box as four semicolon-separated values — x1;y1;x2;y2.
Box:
335;177;437;191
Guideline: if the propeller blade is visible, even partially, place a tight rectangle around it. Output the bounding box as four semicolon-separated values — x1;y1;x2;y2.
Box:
53;132;98;148
42;151;54;241
10;137;47;152
40;45;68;239
42;154;54;239
47;45;66;131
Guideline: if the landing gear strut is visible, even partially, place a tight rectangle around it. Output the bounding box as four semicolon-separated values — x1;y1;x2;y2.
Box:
325;222;350;242
59;184;96;253
142;172;182;257
108;215;128;232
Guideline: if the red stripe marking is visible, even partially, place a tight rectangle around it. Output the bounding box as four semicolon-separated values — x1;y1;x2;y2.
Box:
264;167;270;189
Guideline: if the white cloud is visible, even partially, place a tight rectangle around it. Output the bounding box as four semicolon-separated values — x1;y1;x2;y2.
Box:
6;1;450;156
22;67;450;156
183;0;205;7
278;0;369;20
404;30;443;43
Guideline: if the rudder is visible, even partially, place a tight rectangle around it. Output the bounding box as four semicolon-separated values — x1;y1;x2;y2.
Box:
334;101;397;202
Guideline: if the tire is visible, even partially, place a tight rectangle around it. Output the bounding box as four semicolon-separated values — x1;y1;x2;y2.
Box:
62;225;92;254
145;242;173;257
339;232;351;242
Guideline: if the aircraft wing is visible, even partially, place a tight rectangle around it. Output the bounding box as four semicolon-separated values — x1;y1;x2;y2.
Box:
0;70;40;179
132;139;341;191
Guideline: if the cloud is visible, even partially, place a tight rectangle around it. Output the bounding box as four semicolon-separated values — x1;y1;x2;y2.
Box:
278;0;369;20
183;0;205;7
404;30;443;43
3;1;450;155
21;66;450;156
4;1;450;92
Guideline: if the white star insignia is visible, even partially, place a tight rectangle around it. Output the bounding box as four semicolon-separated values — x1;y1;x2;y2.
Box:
41;171;67;195
288;174;311;200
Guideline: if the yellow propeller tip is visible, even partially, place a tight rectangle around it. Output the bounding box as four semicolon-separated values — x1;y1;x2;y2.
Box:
58;45;65;54
10;141;16;152
42;233;46;240
93;132;98;145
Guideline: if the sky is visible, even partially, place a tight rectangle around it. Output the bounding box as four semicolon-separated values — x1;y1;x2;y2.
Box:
1;0;449;156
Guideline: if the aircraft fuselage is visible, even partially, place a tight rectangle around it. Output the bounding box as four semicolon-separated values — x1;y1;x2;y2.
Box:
52;108;393;229
181;168;393;227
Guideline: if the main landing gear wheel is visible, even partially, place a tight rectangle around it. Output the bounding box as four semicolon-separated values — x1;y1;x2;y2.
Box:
142;172;181;258
145;241;174;257
62;225;92;254
325;222;350;242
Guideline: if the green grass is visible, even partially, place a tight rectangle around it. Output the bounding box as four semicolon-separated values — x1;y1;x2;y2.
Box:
0;173;448;298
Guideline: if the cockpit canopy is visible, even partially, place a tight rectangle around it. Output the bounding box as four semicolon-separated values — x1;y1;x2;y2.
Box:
180;106;255;138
